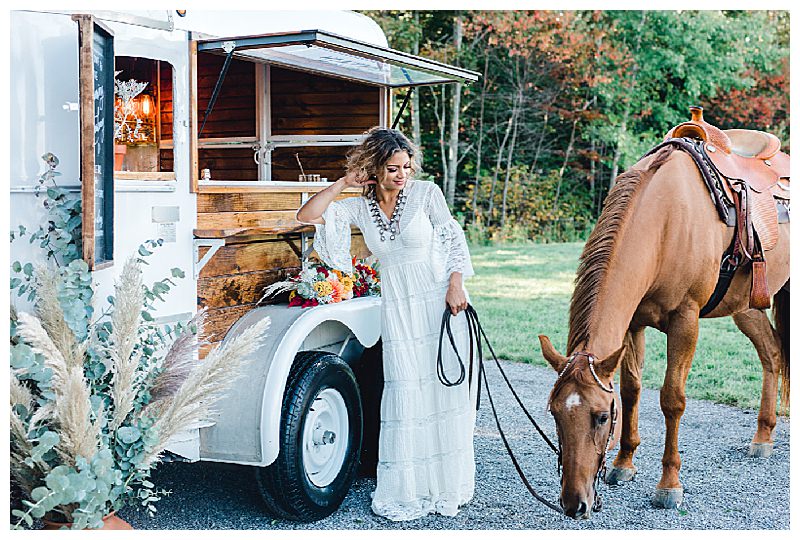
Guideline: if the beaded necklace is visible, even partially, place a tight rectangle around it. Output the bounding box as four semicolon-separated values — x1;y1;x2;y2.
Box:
368;188;407;241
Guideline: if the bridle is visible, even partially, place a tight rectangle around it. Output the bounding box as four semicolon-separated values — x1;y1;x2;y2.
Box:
550;350;618;513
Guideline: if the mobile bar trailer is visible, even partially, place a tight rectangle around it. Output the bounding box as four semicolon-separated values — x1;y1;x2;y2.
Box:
10;9;478;521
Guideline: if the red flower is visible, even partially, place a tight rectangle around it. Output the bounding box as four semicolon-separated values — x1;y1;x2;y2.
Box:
318;267;329;277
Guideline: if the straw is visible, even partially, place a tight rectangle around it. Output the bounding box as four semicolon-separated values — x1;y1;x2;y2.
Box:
295;153;306;177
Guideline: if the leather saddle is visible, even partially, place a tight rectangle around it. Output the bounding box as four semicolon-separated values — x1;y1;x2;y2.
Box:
666;107;790;216
661;106;790;311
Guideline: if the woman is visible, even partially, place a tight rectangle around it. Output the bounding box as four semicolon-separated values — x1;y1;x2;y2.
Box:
296;127;477;521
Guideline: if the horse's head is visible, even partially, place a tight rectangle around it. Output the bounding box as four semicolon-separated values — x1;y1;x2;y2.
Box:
539;335;624;520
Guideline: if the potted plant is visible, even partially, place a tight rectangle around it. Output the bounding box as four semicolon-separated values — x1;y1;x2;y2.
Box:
10;154;271;530
113;73;149;171
10;257;270;529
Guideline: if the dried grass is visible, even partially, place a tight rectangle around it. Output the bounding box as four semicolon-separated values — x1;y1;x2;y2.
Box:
260;280;295;303
15;312;100;464
52;366;101;463
148;311;206;405
15;311;70;388
10;374;33;412
141;316;271;469
107;257;146;430
32;266;82;371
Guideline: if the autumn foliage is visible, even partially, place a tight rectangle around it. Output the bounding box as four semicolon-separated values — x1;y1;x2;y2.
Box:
364;10;790;241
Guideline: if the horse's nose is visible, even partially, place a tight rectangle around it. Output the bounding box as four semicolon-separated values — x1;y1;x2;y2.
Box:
563;500;589;519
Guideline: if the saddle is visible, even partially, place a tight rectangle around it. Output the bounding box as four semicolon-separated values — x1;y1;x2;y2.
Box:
660;106;790;312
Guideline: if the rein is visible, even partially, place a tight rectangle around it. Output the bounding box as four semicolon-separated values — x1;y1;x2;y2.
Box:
438;305;562;513
437;306;618;516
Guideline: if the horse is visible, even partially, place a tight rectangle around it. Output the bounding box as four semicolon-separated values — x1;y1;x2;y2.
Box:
538;141;790;519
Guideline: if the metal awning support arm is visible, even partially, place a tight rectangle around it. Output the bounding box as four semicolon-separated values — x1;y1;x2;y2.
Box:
199;40;236;137
391;87;413;129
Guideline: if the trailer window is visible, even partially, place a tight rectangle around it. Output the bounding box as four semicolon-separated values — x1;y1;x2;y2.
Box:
114;56;175;176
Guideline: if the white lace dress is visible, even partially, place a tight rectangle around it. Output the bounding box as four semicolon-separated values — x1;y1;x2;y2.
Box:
309;179;477;521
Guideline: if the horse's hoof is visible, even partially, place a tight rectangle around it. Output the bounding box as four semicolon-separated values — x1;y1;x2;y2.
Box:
748;442;774;458
605;466;637;485
651;487;683;509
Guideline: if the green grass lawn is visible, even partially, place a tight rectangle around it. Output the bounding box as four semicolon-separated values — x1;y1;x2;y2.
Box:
466;242;769;410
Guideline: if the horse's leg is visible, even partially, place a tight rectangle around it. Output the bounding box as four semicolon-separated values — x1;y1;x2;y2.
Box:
732;309;782;458
607;327;645;485
653;310;699;509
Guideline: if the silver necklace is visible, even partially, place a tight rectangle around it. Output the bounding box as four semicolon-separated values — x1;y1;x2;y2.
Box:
368;189;407;241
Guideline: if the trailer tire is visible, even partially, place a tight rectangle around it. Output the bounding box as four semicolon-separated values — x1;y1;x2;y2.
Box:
256;351;363;522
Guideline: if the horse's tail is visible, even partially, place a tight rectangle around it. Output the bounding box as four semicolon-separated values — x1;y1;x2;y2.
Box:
772;281;790;410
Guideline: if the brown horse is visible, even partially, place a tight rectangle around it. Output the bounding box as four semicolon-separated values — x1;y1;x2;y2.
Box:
539;145;790;519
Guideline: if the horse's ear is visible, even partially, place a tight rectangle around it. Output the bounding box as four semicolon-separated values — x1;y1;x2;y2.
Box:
539;335;568;372
595;344;626;380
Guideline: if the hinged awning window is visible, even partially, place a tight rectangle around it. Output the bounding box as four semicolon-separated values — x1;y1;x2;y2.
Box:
196;29;479;88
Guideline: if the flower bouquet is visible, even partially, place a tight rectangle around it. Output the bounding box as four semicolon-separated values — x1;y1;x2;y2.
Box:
261;257;380;308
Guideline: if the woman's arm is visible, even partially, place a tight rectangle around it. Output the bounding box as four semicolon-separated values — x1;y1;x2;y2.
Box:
296;171;373;225
422;183;473;315
446;271;468;315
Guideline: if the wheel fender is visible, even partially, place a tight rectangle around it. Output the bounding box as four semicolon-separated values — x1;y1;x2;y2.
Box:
260;297;380;465
199;296;381;465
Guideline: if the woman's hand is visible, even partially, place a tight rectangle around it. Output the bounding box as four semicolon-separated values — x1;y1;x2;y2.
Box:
338;169;376;188
446;282;468;316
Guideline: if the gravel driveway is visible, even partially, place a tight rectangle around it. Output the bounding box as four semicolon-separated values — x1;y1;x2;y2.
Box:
122;360;789;530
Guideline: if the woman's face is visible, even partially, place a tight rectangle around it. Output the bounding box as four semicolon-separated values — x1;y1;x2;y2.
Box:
377;151;412;192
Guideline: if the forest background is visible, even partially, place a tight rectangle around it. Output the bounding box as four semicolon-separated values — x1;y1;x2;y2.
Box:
362;10;790;243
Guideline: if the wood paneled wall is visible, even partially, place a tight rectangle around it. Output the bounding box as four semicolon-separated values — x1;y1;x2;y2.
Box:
271;146;348;182
197;147;258;182
196;192;371;357
270;66;380;135
159;61;174;141
196;54;256;138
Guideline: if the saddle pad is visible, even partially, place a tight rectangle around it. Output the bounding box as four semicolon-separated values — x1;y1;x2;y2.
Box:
751;188;780;251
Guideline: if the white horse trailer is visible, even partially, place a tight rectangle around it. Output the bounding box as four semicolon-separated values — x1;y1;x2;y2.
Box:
9;9;478;521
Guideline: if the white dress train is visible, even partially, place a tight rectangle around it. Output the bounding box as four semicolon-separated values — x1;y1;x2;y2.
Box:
309;179;477;521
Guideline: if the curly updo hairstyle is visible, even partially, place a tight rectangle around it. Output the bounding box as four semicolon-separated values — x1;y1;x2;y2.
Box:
345;127;421;197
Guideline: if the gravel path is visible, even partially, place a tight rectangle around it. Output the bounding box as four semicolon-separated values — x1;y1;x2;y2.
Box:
122;360;789;530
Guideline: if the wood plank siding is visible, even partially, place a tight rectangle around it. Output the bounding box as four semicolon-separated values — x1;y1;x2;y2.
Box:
196;55;256;138
196;191;371;355
270;66;380;135
271;146;348;183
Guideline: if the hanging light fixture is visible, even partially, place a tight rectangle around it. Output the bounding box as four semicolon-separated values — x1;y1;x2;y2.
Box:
137;93;155;120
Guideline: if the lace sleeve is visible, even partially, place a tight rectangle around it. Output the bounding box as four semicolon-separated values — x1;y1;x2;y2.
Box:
308;198;360;273
425;183;475;280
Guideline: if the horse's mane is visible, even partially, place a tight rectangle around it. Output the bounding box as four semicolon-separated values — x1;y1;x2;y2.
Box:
566;146;675;353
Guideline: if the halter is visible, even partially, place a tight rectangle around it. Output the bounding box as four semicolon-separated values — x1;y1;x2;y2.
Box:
552;351;618;513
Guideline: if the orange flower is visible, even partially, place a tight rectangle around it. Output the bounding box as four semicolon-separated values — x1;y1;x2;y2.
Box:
330;280;344;302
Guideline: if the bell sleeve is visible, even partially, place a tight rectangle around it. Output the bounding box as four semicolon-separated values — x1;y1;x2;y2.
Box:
425;182;475;280
297;198;358;274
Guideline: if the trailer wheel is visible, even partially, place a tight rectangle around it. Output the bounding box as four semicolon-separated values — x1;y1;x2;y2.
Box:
256;351;363;522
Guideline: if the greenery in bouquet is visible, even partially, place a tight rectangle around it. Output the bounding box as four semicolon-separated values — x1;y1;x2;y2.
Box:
9;154;271;529
261;257;380;308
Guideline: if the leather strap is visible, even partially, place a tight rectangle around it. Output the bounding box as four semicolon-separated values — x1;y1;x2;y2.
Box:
699;229;740;317
437;304;563;513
